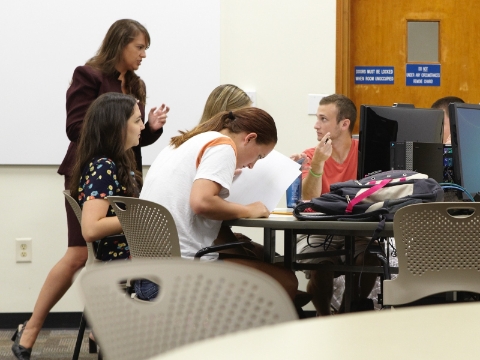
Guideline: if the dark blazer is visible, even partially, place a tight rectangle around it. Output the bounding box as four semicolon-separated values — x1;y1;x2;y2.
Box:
58;65;162;176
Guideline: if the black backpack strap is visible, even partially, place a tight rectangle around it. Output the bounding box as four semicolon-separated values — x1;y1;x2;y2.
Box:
370;215;386;242
336;210;387;222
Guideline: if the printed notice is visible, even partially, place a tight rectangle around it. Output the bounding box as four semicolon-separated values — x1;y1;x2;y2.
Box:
355;66;394;85
406;64;440;86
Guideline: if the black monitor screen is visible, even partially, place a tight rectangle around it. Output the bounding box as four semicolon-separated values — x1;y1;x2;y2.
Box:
449;103;480;196
358;105;444;179
357;107;398;179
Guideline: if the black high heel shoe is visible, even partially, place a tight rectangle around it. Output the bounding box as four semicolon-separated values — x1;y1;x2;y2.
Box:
11;321;32;360
89;332;98;354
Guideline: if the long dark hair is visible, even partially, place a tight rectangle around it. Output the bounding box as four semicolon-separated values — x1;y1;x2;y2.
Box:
171;107;277;148
70;93;142;199
86;19;150;104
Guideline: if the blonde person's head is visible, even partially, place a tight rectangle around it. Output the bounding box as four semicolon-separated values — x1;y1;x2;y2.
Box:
199;84;252;124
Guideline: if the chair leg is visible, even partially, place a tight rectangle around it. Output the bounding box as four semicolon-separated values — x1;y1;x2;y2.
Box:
72;311;87;360
369;245;390;280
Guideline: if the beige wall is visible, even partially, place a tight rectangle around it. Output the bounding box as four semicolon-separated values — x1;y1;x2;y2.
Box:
0;0;336;313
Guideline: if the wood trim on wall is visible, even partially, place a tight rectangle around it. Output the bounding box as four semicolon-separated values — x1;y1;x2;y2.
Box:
0;312;83;329
336;0;351;96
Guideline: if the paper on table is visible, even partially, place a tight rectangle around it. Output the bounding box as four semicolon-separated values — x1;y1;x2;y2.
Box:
226;150;301;211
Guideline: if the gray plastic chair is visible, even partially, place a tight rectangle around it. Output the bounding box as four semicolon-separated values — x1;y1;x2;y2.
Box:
107;196;245;259
383;202;480;306
63;190;97;266
107;196;181;258
78;259;298;360
62;190;99;359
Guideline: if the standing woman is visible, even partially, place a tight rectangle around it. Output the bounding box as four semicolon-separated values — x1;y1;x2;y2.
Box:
11;19;168;359
140;108;298;300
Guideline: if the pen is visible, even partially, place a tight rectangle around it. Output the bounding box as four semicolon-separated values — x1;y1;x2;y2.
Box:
270;211;293;215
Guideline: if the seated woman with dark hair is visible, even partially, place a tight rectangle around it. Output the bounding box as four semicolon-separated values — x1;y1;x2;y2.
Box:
70;92;144;242
12;92;144;359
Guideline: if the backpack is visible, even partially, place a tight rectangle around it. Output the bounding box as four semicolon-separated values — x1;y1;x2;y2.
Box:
293;170;444;222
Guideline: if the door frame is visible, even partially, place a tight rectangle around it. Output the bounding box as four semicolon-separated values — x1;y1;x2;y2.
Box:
336;0;351;96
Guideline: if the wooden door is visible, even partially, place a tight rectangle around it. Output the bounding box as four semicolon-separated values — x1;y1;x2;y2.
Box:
336;0;480;134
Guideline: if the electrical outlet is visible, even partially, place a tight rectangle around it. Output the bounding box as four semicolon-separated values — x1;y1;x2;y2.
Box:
16;238;32;263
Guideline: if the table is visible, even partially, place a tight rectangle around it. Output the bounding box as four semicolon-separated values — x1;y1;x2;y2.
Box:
151;301;480;360
224;215;395;311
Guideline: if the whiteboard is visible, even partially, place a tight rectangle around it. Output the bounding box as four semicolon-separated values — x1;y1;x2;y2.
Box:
0;0;220;165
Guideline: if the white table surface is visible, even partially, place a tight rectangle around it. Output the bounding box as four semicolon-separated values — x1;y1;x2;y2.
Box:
150;302;480;359
224;214;394;235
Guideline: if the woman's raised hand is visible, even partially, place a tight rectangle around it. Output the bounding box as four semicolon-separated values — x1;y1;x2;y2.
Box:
148;104;170;132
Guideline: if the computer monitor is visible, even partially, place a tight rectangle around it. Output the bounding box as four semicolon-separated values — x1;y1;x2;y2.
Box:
358;105;444;179
448;103;480;197
357;107;398;179
392;103;415;108
443;144;454;183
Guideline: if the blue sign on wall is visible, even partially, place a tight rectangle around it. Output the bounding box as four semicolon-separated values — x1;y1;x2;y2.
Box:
406;64;441;86
355;66;394;85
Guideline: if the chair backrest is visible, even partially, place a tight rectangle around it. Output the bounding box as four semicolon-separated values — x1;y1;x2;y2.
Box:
107;196;181;258
78;259;298;360
383;202;480;305
62;190;97;267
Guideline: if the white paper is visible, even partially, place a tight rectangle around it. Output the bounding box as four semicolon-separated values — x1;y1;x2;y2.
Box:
226;150;301;211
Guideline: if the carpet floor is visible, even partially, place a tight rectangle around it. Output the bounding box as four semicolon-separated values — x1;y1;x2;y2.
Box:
0;328;98;360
